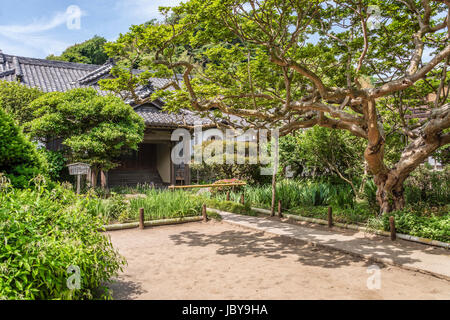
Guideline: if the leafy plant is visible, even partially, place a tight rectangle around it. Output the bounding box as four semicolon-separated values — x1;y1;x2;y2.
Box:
38;149;68;182
0;106;46;188
0;80;42;124
381;207;449;242
26;88;145;186
0;181;126;300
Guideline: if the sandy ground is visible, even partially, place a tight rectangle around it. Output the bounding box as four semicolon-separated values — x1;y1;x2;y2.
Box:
107;221;450;300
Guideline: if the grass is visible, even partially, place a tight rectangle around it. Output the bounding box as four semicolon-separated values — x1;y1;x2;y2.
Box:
206;179;449;243
286;203;375;225
129;189;203;221
212;179;355;210
88;189;204;223
87;179;449;242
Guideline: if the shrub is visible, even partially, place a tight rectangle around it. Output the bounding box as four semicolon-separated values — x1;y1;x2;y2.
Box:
26;88;145;182
0;181;126;299
38;148;69;182
0;80;42;124
381;206;449;242
404;166;450;206
0;107;45;187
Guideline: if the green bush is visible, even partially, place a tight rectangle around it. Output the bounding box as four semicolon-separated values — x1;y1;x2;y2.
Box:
381;206;449;242
0;107;45;187
0;181;125;300
38;149;69;182
404;166;450;206
0;80;42;124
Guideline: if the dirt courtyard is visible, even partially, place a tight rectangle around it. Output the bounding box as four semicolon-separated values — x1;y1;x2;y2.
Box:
107;221;450;300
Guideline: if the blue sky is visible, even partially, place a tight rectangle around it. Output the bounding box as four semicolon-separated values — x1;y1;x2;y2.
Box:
0;0;182;58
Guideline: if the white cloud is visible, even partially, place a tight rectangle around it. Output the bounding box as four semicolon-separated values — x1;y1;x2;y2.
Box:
115;0;182;21
0;6;86;57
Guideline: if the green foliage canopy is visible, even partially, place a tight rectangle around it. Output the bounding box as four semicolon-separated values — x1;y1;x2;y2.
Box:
280;127;365;179
0;106;45;187
0;80;42;125
26;88;145;172
100;0;450;213
46;36;109;65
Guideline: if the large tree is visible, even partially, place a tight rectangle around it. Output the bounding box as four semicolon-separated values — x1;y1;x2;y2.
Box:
101;0;450;213
26;88;145;187
46;36;109;65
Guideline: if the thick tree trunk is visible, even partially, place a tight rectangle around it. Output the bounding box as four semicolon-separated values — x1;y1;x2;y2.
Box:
368;103;450;214
100;170;108;189
90;168;99;188
373;172;406;214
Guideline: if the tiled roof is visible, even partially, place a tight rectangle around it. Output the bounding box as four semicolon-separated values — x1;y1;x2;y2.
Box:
0;50;211;128
0;51;109;94
135;105;212;128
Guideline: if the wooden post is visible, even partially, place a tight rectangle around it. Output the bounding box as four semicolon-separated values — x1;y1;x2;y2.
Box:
278;200;282;218
76;174;81;194
389;216;396;241
202;204;208;222
226;191;230;201
328;207;333;228
139;208;145;230
100;170;108;189
240;193;245;205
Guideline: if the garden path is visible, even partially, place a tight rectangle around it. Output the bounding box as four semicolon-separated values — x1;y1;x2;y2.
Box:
210;209;450;280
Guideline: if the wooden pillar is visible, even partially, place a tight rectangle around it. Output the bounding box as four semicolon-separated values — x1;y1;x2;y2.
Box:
100;170;108;189
90;169;98;188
